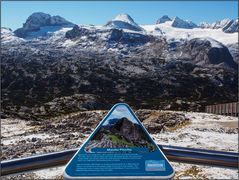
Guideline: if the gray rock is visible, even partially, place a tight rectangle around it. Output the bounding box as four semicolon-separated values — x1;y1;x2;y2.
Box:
14;12;74;38
31;137;37;142
156;15;172;24
171;17;197;29
65;25;90;39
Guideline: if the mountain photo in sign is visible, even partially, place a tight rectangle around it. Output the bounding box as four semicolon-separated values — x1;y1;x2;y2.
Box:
64;103;174;179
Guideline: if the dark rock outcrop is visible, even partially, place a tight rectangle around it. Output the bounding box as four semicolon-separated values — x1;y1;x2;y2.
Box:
108;28;123;41
65;25;90;39
173;38;238;69
223;19;238;33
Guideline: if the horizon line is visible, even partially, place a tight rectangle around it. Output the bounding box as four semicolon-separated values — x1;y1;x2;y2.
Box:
1;11;238;30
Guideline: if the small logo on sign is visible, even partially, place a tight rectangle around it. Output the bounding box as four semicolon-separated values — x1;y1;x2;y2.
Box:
145;160;165;171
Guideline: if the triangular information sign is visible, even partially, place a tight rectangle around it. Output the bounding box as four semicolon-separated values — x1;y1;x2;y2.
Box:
64;103;174;179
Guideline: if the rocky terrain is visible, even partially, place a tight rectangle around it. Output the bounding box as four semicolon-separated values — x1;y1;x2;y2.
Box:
1;110;189;160
1;110;238;179
1;13;238;119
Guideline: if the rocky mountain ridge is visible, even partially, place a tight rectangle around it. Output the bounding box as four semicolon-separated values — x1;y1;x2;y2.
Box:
155;15;238;33
171;16;198;29
14;12;74;38
200;18;238;33
1;12;238;118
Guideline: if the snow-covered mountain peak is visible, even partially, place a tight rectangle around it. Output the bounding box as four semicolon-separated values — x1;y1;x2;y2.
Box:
220;18;232;23
199;18;238;33
211;18;232;29
1;27;24;44
171;16;197;29
14;12;74;38
1;27;13;35
29;12;50;18
113;13;136;25
24;12;73;29
105;13;143;32
199;22;211;28
156;15;172;24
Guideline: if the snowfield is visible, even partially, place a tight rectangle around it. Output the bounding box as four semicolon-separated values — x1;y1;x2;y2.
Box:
142;22;238;45
1;111;238;179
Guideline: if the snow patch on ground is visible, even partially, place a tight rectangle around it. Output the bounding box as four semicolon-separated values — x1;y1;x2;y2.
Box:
172;162;238;179
1;118;29;138
32;166;64;179
2;133;53;145
61;39;78;47
153;111;238;152
1;118;57;146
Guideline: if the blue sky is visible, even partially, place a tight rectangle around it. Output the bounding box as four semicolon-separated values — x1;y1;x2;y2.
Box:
2;1;238;30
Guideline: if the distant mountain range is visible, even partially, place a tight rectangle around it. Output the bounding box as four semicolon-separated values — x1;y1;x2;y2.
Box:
1;12;238;118
8;12;239;38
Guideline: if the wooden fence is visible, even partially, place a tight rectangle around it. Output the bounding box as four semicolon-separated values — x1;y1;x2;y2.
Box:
205;102;238;117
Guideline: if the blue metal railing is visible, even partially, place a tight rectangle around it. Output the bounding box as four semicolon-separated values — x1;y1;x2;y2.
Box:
1;144;238;176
